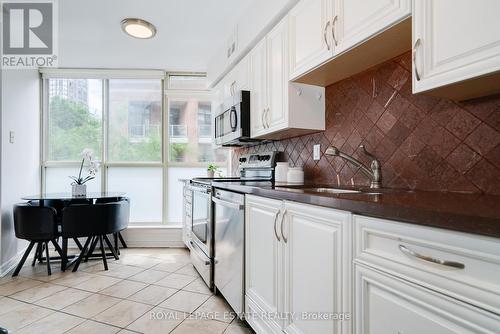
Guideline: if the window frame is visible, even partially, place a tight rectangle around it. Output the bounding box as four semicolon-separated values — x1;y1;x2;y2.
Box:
40;70;228;226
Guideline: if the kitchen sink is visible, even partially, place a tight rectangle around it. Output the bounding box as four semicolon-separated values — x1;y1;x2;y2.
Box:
275;185;383;195
301;187;362;194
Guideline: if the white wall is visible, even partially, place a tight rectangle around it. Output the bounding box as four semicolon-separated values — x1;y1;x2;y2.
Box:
0;69;40;274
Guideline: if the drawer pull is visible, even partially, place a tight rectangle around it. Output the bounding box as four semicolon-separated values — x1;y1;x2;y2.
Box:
398;245;465;269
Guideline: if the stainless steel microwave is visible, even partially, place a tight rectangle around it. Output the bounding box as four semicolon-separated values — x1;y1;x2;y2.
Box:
214;90;259;147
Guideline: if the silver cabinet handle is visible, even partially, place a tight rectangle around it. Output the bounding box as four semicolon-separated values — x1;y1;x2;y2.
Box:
261;109;267;128
413;38;422;81
266;108;271;129
273;210;281;242
399;245;465;269
212;197;244;210
280;209;287;243
231;81;236;96
331;15;338;46
324;21;331;50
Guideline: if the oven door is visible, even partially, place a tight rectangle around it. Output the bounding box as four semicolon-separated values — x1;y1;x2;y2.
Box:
190;185;212;254
189;184;213;288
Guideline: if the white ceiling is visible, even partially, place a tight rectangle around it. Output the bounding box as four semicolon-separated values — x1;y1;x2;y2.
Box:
58;0;254;72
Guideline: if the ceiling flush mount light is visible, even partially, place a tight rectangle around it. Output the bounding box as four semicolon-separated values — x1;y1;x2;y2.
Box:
121;18;156;39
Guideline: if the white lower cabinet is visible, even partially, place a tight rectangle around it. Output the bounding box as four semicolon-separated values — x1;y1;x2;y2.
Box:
245;195;351;334
245;195;283;333
245;196;500;334
354;264;500;334
282;201;351;334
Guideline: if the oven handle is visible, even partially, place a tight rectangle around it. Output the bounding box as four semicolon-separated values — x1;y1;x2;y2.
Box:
212;197;244;210
190;240;211;265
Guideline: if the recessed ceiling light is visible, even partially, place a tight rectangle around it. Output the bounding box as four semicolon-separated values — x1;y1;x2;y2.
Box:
121;18;156;39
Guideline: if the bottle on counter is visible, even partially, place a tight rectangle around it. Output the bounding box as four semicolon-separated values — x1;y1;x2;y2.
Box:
287;166;304;184
275;162;289;183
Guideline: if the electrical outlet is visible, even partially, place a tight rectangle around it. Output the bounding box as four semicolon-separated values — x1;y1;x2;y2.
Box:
313;144;321;161
9;131;15;144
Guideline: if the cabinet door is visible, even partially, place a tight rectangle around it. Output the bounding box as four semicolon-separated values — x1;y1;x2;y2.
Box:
225;56;250;99
354;264;500;334
335;0;410;54
249;39;268;137
282;202;351;334
235;55;250;91
413;0;500;94
289;0;334;80
245;195;283;333
266;16;289;133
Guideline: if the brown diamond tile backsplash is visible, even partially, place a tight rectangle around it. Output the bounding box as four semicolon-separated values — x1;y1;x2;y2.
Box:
231;51;500;195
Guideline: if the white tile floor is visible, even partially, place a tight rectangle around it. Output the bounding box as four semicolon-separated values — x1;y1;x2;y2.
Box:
0;248;254;334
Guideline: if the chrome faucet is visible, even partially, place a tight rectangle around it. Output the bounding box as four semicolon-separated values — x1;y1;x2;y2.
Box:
325;145;382;189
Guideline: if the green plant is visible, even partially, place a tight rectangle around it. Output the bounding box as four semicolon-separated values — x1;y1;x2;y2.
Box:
207;163;218;172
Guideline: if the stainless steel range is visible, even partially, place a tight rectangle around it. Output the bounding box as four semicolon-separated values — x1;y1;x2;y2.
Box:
185;152;278;312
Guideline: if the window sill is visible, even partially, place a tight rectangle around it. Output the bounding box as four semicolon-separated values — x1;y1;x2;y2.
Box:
127;224;182;229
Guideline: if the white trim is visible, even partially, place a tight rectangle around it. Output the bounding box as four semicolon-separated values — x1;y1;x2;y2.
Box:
40;68;166;79
0;246;28;278
121;226;185;248
66;227;185;249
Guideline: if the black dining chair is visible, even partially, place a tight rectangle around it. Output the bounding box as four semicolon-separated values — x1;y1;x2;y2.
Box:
26;200;60;264
95;197;129;255
61;199;130;272
12;203;63;276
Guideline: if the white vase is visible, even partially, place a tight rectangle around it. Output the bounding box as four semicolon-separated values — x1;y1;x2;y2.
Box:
72;184;87;197
207;170;215;178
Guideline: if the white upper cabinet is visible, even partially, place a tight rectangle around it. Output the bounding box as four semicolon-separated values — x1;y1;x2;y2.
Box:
250;17;289;138
413;0;500;100
223;55;250;101
289;0;411;85
289;0;334;80
335;0;411;54
266;18;289;134
250;16;325;139
249;38;269;138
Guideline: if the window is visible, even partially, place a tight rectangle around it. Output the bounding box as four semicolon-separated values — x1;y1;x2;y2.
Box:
47;79;102;161
167;97;227;164
42;72;228;225
108;79;162;162
164;76;229;223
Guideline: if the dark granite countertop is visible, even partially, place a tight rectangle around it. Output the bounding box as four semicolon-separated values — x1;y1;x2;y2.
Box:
212;181;500;239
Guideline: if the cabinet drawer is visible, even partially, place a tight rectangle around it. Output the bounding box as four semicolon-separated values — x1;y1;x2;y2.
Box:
353;215;500;315
354;264;500;334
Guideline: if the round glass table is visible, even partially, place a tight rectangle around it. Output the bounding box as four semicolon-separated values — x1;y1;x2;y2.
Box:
22;192;126;201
